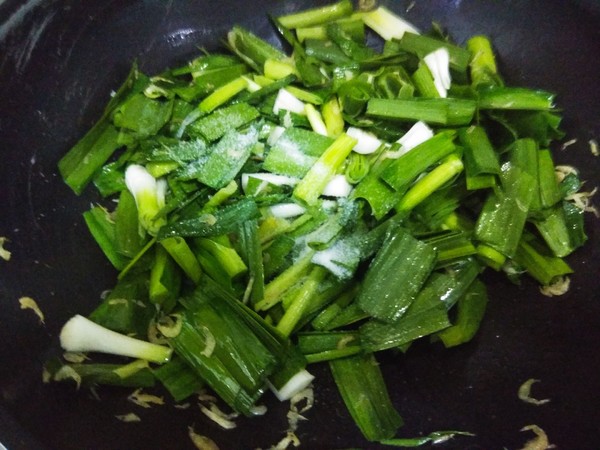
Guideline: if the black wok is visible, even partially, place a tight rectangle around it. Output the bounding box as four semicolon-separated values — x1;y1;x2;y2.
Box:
1;1;599;449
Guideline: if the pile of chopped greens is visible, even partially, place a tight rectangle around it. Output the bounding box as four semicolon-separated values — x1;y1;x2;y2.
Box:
47;0;591;445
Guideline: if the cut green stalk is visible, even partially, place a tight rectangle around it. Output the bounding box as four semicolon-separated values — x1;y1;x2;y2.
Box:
227;26;287;72
297;17;365;42
476;243;506;271
459;125;500;191
381;131;457;191
170;307;275;416
188;102;260;142
467;35;502;88
89;272;154;337
536;148;562;209
276;266;328;337
437;280;488;348
263;127;334;178
360;260;479;351
326;22;376;62
256;251;315;311
513;233;573;286
304;37;353;66
238;220;265;305
58;65;145;194
322;96;345;137
396;154;464;212
360;291;450;352
412;62;440;98
477;86;555;110
475;139;538;257
47;359;155;388
533;203;582;257
264;58;298;80
153;357;205;402
310;286;359;332
60;315;172;363
83;206;129;270
425;231;477;264
298;330;361;362
352;157;402;219
160;237;202;284
293;133;357;205
329;353;403;441
198;77;248;114
367;98;476;126
277;0;353;29
304;103;328;136
149;244;181;312
59;124;122;195
195;237;248;279
204;180;238;210
380;430;475;447
160;198;260;239
395;32;471;73
357;226;437;323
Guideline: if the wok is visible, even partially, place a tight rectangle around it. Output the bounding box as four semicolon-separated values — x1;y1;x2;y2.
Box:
1;1;599;449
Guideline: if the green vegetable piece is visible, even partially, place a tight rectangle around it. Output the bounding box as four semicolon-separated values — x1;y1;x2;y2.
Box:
329;353;403;441
197;127;259;189
357;226;437;323
477;86;555;110
395;32;472;73
159;198;261;239
264;127;334;178
89;273;154;338
149;244;181;312
467;35;502;88
380;430;475;447
114;189;145;258
475;139;538;257
83;206;129;270
513;233;573;286
113;93;173;138
47;360;155;388
59;65;146;194
277;0;353;29
227;26;286;73
381;131;457;192
458;125;501;191
188;102;260;142
437;280;488;348
397;153;464;212
160;236;202;284
367;98;476;126
293;133;357;205
153;357;204;402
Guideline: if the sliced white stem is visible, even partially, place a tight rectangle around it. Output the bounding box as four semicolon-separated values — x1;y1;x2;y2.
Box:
125;164;166;235
424;47;451;98
346;126;383;154
267;125;286;146
269;369;315;401
273;88;306;115
241;173;300;193
361;6;420;41
304;103;328;136
322;174;353;197
59;315;172;364
268;203;306;219
385;121;434;159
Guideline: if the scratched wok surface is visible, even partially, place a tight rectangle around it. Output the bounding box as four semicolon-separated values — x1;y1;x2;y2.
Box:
1;1;599;449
